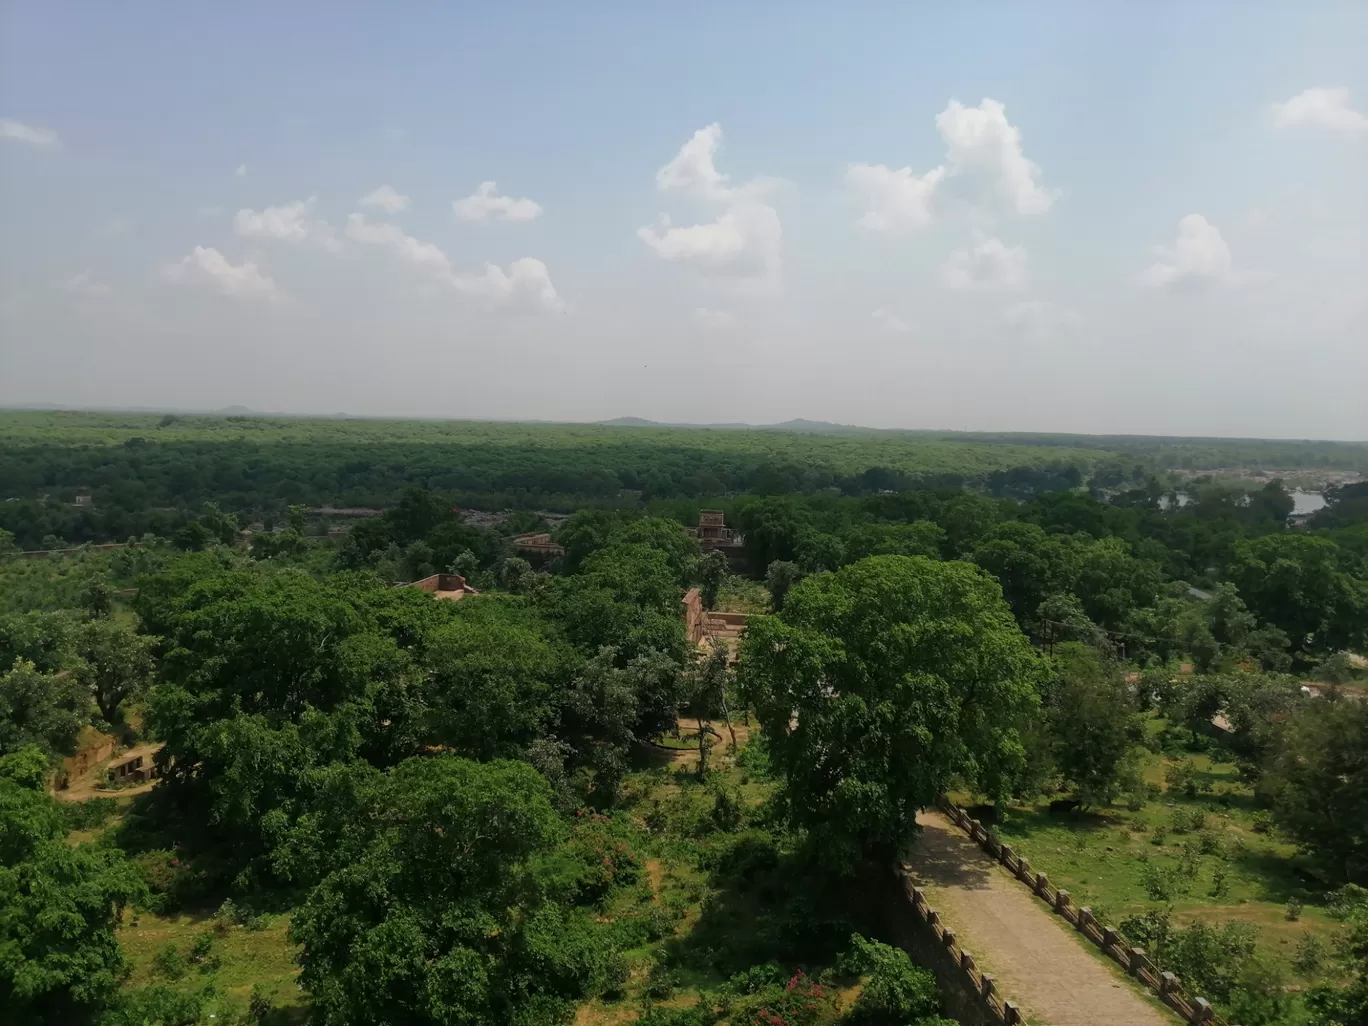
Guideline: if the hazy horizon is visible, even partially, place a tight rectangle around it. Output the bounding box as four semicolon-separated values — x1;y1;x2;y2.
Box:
3;3;1365;439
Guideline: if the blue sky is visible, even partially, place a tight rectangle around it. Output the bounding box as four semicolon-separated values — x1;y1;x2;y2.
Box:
2;1;1365;437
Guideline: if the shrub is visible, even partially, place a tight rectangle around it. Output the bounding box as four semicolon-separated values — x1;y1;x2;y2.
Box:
152;943;188;981
62;796;118;833
1293;932;1327;977
646;958;679;999
838;934;940;1026
1328;883;1368;920
1251;810;1273;834
1286;896;1303;922
1169;807;1207;834
1197;830;1223;855
1165;759;1203;798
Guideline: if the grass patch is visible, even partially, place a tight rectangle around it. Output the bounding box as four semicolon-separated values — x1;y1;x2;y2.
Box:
960;715;1347;1020
118;907;306;1020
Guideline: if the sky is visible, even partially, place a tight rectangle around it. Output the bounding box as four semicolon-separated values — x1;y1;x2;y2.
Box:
1;1;1365;439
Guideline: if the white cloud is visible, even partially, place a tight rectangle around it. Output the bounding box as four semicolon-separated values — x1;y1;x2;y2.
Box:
640;124;782;289
1140;214;1234;289
235;197;341;253
871;308;915;333
359;185;410;213
234;164;248;178
693;307;737;330
161;246;278;299
453;181;543;221
942;237;1028;290
65;272;112;297
1;119;59;147
1003;300;1082;341
1271;87;1368;134
345;213;560;311
656;124;732;200
847;163;945;233
345;213;452;274
453;258;563;311
848;97;1052;232
936;98;1055;215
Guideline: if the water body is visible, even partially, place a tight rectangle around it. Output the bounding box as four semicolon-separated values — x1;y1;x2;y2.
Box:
1292;490;1326;514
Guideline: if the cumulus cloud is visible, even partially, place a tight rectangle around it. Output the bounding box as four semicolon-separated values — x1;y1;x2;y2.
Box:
453;258;563;311
235;198;342;253
345;213;561;311
942;237;1028;290
848;97;1053;232
234;164;248;178
65;272;112;297
871;308;915;333
693;307;737;330
1140;214;1234;289
1271;87;1368;134
1003;300;1082;341
846;164;945;233
453;181;543;221
359;185;410;213
936;99;1055;215
161;246;278;299
1;119;59;147
345;213;453;274
639;123;782;289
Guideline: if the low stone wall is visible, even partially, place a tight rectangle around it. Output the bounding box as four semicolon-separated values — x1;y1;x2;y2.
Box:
886;864;1025;1025
937;796;1233;1026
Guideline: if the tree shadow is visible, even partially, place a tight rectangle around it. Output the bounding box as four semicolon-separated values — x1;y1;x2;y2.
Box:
1232;847;1334;904
902;821;996;891
660;834;877;980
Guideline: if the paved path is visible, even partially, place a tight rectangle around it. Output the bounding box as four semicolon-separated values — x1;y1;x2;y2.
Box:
907;811;1173;1026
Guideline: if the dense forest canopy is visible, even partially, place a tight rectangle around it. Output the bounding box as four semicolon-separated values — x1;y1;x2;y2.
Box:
2;410;1368;1026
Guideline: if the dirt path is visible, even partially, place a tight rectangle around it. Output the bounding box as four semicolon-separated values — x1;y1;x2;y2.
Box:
906;811;1173;1026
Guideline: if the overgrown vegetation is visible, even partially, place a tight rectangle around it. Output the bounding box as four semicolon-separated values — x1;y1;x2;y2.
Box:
2;418;1367;1025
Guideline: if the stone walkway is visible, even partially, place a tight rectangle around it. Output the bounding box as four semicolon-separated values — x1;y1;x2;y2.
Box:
906;811;1174;1026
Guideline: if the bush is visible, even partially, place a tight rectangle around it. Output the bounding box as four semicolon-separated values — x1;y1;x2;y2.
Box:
646;958;680;999
1328;883;1368;920
62;796;118;833
1251;810;1274;834
1165;759;1204;798
1169;807;1207;834
152;943;188;981
103;985;204;1026
1293;932;1327;977
1286;896;1303;922
838;934;940;1026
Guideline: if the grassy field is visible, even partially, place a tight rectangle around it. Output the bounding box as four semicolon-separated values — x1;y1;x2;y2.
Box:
963;715;1348;1018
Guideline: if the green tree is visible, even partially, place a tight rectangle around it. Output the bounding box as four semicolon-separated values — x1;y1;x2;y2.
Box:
737;498;805;574
0;659;88;757
72;620;158;724
739;555;1043;868
697;550;729;610
0;765;145;1025
1228;534;1368;659
1262;698;1368;883
78;573;113;620
1045;643;1141;807
971;521;1074;626
290;756;618;1026
764;560;801;613
421;608;566;760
